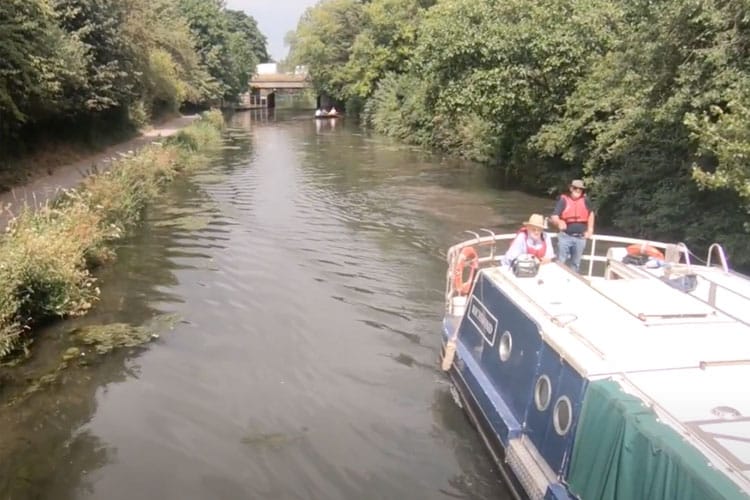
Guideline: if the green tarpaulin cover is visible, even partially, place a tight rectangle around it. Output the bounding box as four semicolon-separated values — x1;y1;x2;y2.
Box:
567;379;747;500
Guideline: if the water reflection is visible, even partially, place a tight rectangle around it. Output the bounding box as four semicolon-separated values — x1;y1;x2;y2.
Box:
314;116;340;134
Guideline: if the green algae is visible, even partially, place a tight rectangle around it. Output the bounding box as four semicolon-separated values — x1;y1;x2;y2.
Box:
3;314;180;407
62;347;81;361
4;362;68;407
72;323;156;355
70;314;179;355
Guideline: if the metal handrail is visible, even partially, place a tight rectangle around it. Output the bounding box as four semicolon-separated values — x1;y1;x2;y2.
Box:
479;228;497;261
446;232;750;328
446;232;691;289
707;243;729;272
678;242;692;267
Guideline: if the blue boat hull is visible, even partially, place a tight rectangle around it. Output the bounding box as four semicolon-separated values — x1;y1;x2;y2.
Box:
441;272;582;499
442;341;572;500
441;341;527;499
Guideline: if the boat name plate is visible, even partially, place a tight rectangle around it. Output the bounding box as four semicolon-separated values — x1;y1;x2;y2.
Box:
467;296;498;346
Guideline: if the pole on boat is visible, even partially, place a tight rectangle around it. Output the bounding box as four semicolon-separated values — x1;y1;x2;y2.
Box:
442;233;481;371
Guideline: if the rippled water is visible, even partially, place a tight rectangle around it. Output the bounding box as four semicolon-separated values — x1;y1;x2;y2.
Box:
0;110;553;499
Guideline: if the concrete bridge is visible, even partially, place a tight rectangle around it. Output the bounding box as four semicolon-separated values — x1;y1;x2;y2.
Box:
251;73;311;90
239;73;312;109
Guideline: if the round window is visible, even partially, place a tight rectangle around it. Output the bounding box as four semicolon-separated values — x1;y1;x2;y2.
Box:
534;375;551;411
499;331;512;362
553;396;573;436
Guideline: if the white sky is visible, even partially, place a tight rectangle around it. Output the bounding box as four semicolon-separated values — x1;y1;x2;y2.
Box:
226;0;320;62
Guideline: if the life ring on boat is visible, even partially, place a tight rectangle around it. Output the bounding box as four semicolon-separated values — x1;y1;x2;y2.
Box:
626;243;665;260
454;246;479;295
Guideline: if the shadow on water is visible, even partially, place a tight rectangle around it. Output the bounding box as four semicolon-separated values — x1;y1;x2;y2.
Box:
0;111;524;499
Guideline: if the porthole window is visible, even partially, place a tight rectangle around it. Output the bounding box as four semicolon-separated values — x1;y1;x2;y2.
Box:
534;375;551;411
553;396;573;436
499;331;512;362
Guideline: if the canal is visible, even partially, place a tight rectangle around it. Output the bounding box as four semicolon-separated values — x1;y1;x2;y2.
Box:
0;110;554;499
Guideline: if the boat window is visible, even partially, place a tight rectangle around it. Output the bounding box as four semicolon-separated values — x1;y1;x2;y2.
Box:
553;396;573;436
499;331;512;362
534;375;551;411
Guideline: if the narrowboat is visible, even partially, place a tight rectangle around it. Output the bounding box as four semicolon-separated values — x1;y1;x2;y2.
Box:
441;230;750;499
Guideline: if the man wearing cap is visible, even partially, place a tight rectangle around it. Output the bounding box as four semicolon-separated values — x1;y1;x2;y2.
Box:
550;179;595;272
503;213;555;266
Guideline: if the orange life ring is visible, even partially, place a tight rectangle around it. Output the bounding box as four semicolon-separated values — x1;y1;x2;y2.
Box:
626;243;665;260
454;246;479;295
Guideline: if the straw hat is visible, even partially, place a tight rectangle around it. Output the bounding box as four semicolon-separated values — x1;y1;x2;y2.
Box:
523;214;545;229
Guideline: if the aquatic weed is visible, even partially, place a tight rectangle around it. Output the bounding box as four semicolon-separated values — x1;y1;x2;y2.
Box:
71;323;156;355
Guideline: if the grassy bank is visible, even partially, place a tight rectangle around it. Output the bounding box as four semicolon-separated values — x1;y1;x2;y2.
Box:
0;110;224;358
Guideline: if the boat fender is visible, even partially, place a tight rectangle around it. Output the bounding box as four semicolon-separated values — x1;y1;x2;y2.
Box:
453;246;478;295
441;341;457;371
626;244;665;261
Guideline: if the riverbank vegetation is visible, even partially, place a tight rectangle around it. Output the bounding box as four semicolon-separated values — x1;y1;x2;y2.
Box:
0;111;223;359
288;0;750;268
0;0;266;177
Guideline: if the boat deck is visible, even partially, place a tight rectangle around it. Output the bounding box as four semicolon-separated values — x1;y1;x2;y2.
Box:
603;248;750;326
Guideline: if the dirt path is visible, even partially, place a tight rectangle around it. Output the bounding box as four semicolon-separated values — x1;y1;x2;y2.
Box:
0;115;199;230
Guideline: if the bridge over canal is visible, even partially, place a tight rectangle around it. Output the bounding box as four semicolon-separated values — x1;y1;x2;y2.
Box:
239;73;312;109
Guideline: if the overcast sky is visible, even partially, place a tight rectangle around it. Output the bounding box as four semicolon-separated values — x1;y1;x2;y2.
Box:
226;0;320;62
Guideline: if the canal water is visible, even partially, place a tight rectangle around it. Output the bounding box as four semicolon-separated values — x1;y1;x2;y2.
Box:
0;110;553;499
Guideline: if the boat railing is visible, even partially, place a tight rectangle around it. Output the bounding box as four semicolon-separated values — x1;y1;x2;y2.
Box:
707;243;730;273
578;234;689;278
444;230;514;313
446;231;750;325
445;231;690;304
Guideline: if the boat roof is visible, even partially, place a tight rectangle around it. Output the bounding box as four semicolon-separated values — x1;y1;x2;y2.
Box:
481;263;750;491
482;265;750;376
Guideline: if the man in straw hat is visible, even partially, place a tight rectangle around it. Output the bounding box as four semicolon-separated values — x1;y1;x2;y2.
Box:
503;213;555;265
550;179;595;272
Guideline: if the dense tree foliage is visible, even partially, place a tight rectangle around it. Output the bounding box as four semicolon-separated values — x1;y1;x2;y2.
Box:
342;0;431;102
54;0;137;112
535;0;750;260
290;0;364;100
0;0;84;125
0;0;266;156
177;0;263;101
414;0;620;171
290;0;750;268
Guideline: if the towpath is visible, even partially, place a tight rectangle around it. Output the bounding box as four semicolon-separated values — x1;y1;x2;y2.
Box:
0;114;199;230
